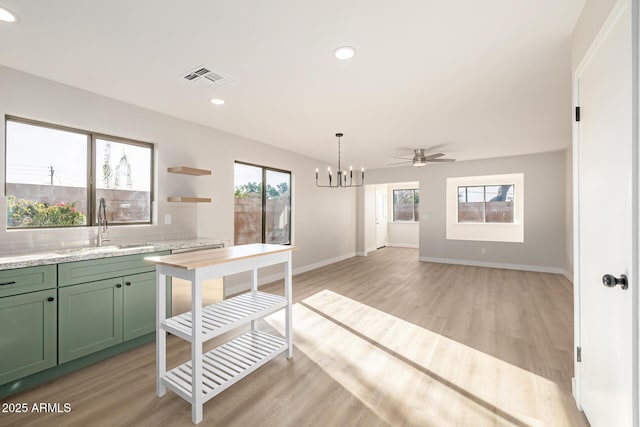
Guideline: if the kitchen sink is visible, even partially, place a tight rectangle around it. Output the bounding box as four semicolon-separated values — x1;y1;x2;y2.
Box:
116;243;155;250
54;243;155;255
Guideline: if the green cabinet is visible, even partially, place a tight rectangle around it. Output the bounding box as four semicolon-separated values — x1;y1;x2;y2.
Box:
123;272;156;340
58;278;124;364
0;289;57;385
57;252;169;363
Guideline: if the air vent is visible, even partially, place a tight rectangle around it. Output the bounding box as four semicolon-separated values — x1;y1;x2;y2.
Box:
183;67;211;81
180;65;236;88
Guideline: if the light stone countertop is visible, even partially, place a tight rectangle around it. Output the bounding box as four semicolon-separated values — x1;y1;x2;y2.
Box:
0;237;226;270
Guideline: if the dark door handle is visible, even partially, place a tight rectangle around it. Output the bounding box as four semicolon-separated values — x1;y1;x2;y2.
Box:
602;274;628;290
47;297;55;302
125;281;131;286
116;284;122;288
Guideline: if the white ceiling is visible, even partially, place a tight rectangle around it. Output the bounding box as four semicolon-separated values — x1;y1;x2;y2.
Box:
0;0;584;168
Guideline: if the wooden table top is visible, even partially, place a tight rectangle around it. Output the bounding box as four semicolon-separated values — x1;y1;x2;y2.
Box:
145;243;296;270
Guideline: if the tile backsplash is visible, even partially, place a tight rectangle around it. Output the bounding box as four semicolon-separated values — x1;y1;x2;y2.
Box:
0;197;198;255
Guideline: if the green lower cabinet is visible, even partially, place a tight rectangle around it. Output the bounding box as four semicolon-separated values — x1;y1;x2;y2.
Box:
123;272;156;340
58;278;124;364
0;289;57;385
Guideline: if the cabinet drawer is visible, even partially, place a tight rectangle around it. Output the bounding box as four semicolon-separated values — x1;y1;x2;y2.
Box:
0;265;57;298
58;251;169;287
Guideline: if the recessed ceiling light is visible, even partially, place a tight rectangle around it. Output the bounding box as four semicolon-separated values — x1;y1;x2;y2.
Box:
0;6;16;23
209;98;225;105
334;46;356;60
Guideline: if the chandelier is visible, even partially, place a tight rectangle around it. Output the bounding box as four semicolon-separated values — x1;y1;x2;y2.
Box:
315;133;365;188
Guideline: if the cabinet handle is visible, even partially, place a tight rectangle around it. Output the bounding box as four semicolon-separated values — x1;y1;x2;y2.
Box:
0;281;16;286
116;284;122;288
47;297;55;302
125;281;132;286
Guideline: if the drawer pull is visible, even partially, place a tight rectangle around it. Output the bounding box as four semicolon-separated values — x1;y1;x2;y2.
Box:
47;297;55;302
116;284;122;288
0;281;16;286
125;281;132;286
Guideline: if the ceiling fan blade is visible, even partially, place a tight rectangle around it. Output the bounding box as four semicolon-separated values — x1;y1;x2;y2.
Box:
387;160;413;166
427;158;456;162
424;153;445;160
397;143;447;153
393;156;414;160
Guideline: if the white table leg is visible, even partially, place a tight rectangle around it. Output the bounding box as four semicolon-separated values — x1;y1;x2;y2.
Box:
285;253;293;358
156;272;167;396
250;268;258;331
192;271;204;424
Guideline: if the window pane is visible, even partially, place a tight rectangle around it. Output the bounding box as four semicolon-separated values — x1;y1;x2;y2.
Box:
234;163;263;244
95;138;152;224
458;186;484;222
265;170;291;244
414;189;420;221
6;120;88;228
485;185;514;223
393;189;415;221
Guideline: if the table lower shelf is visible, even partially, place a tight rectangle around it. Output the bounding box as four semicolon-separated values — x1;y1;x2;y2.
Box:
162;291;287;342
162;330;287;403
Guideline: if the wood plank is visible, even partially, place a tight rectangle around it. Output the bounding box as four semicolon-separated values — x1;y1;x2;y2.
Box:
167;166;212;176
146;244;297;270
167;197;212;203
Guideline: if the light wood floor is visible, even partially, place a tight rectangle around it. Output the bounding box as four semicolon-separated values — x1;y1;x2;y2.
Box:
0;248;588;426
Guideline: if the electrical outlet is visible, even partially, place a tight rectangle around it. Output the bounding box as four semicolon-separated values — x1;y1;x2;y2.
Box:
481;247;487;254
164;214;172;225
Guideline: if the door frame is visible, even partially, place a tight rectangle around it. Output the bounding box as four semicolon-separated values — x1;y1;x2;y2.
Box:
572;0;639;422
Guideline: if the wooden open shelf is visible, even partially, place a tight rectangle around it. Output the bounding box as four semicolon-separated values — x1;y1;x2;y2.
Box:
167;166;211;176
167;197;211;203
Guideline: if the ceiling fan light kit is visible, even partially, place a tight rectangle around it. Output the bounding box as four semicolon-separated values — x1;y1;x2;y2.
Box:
316;133;365;188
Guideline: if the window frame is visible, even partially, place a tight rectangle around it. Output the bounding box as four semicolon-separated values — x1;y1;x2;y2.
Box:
392;188;420;222
457;184;515;224
234;160;292;245
446;173;524;243
4;115;155;228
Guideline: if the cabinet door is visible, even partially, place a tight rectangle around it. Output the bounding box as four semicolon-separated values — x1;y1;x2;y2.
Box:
58;278;123;363
123;272;156;340
0;289;57;385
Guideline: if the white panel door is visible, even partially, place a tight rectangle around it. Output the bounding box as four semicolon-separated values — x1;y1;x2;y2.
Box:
576;2;635;426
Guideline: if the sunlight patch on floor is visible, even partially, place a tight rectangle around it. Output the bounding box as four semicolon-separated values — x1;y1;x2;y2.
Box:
266;289;579;427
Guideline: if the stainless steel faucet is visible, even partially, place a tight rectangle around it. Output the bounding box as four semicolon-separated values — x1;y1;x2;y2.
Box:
97;197;110;246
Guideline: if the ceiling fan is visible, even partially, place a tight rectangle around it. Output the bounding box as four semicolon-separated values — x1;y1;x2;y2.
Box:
388;149;456;167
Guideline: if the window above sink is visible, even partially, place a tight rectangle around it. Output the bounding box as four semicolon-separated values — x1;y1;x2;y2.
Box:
5;116;154;229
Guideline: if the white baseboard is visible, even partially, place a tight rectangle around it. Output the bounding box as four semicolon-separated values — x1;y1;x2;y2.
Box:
225;252;357;296
418;256;568;275
387;242;419;249
356;251;367;257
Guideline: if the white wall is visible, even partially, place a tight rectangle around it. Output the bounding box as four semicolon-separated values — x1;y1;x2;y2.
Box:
363;151;569;274
0;65;357;280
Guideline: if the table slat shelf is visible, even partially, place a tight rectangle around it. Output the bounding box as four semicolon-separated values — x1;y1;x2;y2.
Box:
162;331;286;403
162;291;286;341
